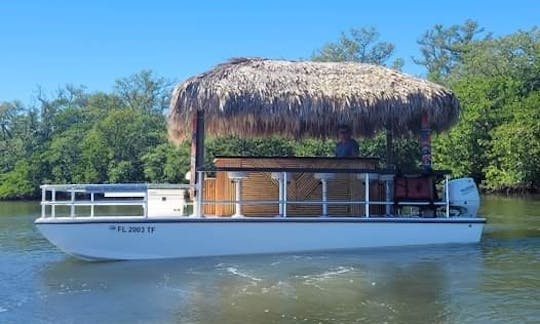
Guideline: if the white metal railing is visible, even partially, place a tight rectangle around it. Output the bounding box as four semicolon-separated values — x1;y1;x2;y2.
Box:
193;170;451;219
40;172;451;219
40;184;192;219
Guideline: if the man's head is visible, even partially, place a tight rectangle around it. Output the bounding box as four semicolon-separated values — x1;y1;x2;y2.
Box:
338;124;351;141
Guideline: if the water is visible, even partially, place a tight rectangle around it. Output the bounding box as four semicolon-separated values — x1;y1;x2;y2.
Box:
0;196;538;323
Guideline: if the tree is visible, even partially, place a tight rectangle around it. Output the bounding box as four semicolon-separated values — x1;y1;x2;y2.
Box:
77;108;167;183
34;85;89;142
46;127;84;184
205;136;296;167
457;27;540;91
0;159;41;199
433;74;530;181
483;90;540;192
142;143;190;183
78;130;110;183
413;19;490;83
0;101;23;140
0;70;180;199
114;70;174;114
432;27;540;191
293;138;334;157
312;27;403;68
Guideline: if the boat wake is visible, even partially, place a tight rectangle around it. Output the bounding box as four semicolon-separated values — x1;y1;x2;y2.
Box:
296;266;355;290
297;266;354;281
225;267;262;282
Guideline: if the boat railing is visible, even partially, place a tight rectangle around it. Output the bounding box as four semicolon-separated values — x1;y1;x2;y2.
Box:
193;167;451;218
39;168;451;219
40;183;192;219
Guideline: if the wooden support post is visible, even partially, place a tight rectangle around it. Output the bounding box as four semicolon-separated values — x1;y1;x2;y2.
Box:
420;112;432;171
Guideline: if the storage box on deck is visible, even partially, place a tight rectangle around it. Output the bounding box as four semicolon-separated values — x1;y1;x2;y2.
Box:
147;189;186;217
203;157;383;217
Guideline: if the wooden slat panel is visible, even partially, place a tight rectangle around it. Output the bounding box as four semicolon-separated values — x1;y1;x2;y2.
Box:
203;178;215;215
350;175;363;216
214;158;240;216
213;157;382;217
327;174;350;216
242;172;279;216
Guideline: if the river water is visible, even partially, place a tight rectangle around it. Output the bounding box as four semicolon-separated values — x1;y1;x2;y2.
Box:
0;196;538;323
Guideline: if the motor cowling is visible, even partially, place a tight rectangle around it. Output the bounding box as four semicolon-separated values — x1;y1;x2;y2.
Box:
446;177;480;217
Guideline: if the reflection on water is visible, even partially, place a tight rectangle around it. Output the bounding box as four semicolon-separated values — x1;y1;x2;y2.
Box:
481;195;540;238
0;197;539;323
35;246;482;323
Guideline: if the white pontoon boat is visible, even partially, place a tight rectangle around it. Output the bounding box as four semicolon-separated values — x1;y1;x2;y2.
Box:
36;58;486;260
35;169;485;261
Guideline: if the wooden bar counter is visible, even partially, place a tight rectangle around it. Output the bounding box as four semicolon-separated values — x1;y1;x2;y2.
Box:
203;156;383;217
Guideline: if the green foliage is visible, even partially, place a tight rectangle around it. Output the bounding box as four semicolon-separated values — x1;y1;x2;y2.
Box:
457;28;540;85
0;101;23;140
293;138;334;157
483;92;540;191
114;70;173;113
428;24;540;192
359;133;421;171
205;136;296;167
0;71;180;199
79;130;110;183
107;160;137;183
413;19;490;84
78;108;167;183
1;24;539;198
432;76;507;180
312;26;403;69
0;160;40;199
142;143;190;183
46;127;84;184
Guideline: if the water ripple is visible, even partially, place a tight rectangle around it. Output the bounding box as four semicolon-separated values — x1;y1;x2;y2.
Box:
225;266;262;282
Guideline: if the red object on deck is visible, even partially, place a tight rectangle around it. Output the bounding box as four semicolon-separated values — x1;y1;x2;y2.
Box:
394;176;435;201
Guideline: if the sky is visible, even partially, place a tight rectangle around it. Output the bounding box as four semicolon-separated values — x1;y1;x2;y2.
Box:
1;0;538;105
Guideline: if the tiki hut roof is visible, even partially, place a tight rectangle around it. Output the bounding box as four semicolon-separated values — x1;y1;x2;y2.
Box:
168;57;459;142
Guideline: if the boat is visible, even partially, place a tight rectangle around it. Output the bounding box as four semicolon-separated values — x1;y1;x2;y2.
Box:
35;58;486;260
35;166;485;261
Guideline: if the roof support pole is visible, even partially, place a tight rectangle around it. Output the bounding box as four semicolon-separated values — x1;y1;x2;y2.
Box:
385;125;393;168
190;110;205;217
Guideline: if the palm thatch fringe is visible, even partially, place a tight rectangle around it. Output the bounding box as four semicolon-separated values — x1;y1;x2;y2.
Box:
168;57;459;142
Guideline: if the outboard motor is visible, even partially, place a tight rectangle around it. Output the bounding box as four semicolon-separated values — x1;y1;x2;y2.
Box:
446;177;480;217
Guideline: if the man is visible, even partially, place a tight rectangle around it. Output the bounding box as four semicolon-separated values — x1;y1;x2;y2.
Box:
335;124;359;157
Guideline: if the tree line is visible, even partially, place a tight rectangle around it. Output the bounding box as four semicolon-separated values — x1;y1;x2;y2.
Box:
1;20;538;199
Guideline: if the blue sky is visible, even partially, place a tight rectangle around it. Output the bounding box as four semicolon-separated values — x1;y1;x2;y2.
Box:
1;0;538;104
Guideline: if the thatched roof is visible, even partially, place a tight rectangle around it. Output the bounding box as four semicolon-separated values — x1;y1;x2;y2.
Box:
168;57;459;142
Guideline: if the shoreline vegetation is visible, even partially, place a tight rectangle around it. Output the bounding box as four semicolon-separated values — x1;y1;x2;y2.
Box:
1;21;539;200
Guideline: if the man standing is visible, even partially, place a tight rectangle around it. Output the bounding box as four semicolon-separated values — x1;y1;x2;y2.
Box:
335;124;359;157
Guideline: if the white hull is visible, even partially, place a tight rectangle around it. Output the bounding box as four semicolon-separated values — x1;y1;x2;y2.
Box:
35;217;485;261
